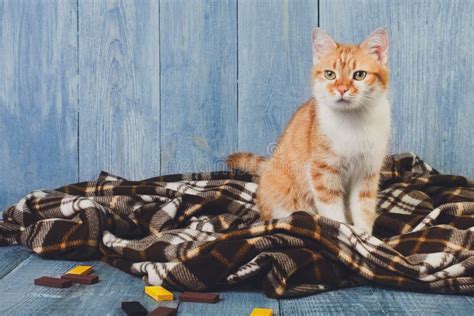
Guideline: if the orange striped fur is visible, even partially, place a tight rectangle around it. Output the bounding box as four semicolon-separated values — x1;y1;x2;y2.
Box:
227;28;391;232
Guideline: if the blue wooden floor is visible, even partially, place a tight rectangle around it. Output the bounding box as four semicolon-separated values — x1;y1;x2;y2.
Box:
0;246;472;315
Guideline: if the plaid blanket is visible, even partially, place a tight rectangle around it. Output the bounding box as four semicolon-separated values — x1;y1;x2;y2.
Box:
0;153;473;297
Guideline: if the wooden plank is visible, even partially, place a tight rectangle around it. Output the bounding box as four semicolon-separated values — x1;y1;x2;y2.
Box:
178;291;279;316
0;256;471;315
320;0;474;178
280;286;473;314
159;0;237;174
0;254;280;316
0;0;78;208
0;256;178;315
79;0;160;181
0;246;32;279
238;0;318;155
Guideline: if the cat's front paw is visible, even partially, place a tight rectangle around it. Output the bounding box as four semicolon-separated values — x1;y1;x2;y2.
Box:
353;213;376;234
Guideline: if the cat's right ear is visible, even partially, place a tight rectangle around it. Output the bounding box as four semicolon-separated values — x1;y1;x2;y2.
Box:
312;28;337;65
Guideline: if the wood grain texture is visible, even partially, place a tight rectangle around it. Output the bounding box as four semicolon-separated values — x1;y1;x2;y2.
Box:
280;286;473;315
0;246;32;279
178;291;279;316
320;0;474;178
0;256;178;315
159;0;237;174
0;254;279;316
78;0;160;181
0;254;471;315
0;0;78;208
238;0;318;155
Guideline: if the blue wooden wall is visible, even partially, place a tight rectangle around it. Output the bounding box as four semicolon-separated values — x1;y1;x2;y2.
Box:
0;0;473;208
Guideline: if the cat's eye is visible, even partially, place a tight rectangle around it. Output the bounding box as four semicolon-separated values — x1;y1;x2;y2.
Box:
324;70;336;80
353;71;367;81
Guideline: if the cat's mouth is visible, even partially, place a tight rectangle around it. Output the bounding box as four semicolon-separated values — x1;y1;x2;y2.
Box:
334;98;357;110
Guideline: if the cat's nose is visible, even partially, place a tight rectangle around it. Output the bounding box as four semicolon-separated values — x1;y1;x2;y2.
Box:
337;85;349;96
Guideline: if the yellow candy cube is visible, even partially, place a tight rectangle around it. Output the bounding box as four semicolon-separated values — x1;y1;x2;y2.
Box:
250;308;273;316
66;265;93;275
145;286;173;301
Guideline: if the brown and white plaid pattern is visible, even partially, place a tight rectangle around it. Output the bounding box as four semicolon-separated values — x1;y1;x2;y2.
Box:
1;153;473;297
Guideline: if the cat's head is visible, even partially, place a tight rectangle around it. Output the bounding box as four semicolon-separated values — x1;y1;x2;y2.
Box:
311;28;389;111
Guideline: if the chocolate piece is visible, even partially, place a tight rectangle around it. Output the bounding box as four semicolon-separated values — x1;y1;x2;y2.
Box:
65;265;93;275
61;274;99;284
147;306;177;316
179;291;219;304
145;286;173;301
121;301;147;316
34;276;72;288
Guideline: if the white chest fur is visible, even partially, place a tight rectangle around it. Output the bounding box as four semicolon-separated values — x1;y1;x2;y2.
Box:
317;96;391;179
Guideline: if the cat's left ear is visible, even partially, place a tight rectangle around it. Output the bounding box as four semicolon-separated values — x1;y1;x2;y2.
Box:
312;28;337;65
360;28;389;65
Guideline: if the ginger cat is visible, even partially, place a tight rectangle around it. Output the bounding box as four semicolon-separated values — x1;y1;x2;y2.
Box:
227;28;390;232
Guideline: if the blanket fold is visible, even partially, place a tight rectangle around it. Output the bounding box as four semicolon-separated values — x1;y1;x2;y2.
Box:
1;153;473;297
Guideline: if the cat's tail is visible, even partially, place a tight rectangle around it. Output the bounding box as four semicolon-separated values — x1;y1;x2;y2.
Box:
226;152;268;176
